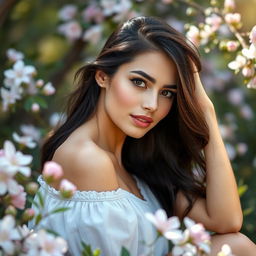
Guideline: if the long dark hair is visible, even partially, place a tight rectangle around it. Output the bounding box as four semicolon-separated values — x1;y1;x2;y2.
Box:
42;16;209;217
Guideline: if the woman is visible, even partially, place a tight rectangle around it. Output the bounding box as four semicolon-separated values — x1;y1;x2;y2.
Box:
30;16;256;255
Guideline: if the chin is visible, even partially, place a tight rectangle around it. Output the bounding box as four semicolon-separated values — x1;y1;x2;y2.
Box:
125;128;150;139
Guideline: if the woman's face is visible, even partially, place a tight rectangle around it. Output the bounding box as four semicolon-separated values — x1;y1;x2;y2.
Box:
101;51;178;138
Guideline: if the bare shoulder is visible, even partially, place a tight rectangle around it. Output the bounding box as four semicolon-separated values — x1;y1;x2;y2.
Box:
52;140;119;191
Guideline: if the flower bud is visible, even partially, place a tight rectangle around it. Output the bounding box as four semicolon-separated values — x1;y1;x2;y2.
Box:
22;208;35;222
42;161;63;184
225;13;241;25
36;79;44;88
226;40;239;52
60;179;77;198
242;66;255;77
5;205;17;216
186;7;196;16
42;82;55;96
224;0;235;12
31;103;40;112
26;182;39;195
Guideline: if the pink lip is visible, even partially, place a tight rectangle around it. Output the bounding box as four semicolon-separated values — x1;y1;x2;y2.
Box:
131;115;153;123
130;114;153;128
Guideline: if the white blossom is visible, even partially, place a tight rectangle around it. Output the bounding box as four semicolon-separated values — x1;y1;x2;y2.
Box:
12;132;37;148
0;168;20;195
58;21;82;41
0;140;32;177
83;25;102;44
4;60;36;87
20;124;41;142
58;4;77;21
24;230;68;256
0;215;21;255
6;48;24;62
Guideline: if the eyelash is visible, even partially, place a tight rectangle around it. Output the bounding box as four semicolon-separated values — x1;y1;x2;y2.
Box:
130;78;175;99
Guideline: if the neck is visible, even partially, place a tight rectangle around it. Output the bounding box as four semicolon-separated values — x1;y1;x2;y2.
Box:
93;90;126;164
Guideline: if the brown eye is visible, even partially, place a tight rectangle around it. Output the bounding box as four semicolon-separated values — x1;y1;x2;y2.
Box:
131;78;146;88
161;90;174;98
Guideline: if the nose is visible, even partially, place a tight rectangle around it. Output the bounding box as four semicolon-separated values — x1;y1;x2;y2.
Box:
142;90;158;112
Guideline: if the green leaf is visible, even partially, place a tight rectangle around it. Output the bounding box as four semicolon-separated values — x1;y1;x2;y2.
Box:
27;197;40;209
243;207;254;216
49;207;71;215
81;242;93;256
36;191;44;208
238;184;248;197
120;247;130;256
35;213;42;225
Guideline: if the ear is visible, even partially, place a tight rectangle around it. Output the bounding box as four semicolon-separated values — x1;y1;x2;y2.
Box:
95;70;110;88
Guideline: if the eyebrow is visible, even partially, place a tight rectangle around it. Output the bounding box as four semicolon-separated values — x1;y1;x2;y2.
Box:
130;70;177;89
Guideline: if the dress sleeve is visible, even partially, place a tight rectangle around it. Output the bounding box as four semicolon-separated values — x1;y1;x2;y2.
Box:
29;176;144;256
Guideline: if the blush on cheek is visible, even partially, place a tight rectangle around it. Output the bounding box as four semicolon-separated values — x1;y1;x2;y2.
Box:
113;81;138;106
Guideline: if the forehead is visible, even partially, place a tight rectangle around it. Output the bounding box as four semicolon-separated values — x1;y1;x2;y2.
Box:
117;51;178;84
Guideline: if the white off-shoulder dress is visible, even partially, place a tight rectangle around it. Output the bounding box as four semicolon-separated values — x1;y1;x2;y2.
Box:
29;175;169;256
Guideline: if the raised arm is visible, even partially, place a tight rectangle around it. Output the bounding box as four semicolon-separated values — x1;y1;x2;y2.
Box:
175;72;243;233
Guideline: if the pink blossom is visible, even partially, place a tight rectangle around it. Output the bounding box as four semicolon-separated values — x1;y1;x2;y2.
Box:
22;208;35;222
205;14;222;32
83;25;102;44
6;48;24;62
183;217;211;254
249;25;256;46
42;82;55;95
82;5;104;23
247;76;256;89
42;161;63;184
224;0;235;12
60;179;77;198
145;209;182;240
58;4;77;21
224;13;241;25
226;40;239;52
58;21;82;41
186;25;200;46
31;103;40;112
10;185;26;209
242;66;255;77
35;79;44;88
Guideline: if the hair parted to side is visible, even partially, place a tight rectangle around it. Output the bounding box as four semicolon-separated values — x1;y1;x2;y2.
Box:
41;16;209;218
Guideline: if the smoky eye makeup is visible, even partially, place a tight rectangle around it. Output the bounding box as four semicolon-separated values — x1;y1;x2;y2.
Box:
130;77;147;88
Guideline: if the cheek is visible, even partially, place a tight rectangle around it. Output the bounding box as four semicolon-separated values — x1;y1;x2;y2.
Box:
110;80;137;107
158;100;173;120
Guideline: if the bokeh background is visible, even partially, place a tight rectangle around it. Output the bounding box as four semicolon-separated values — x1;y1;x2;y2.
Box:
1;0;256;242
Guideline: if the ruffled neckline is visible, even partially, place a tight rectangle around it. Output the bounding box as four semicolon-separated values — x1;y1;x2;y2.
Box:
37;175;148;204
